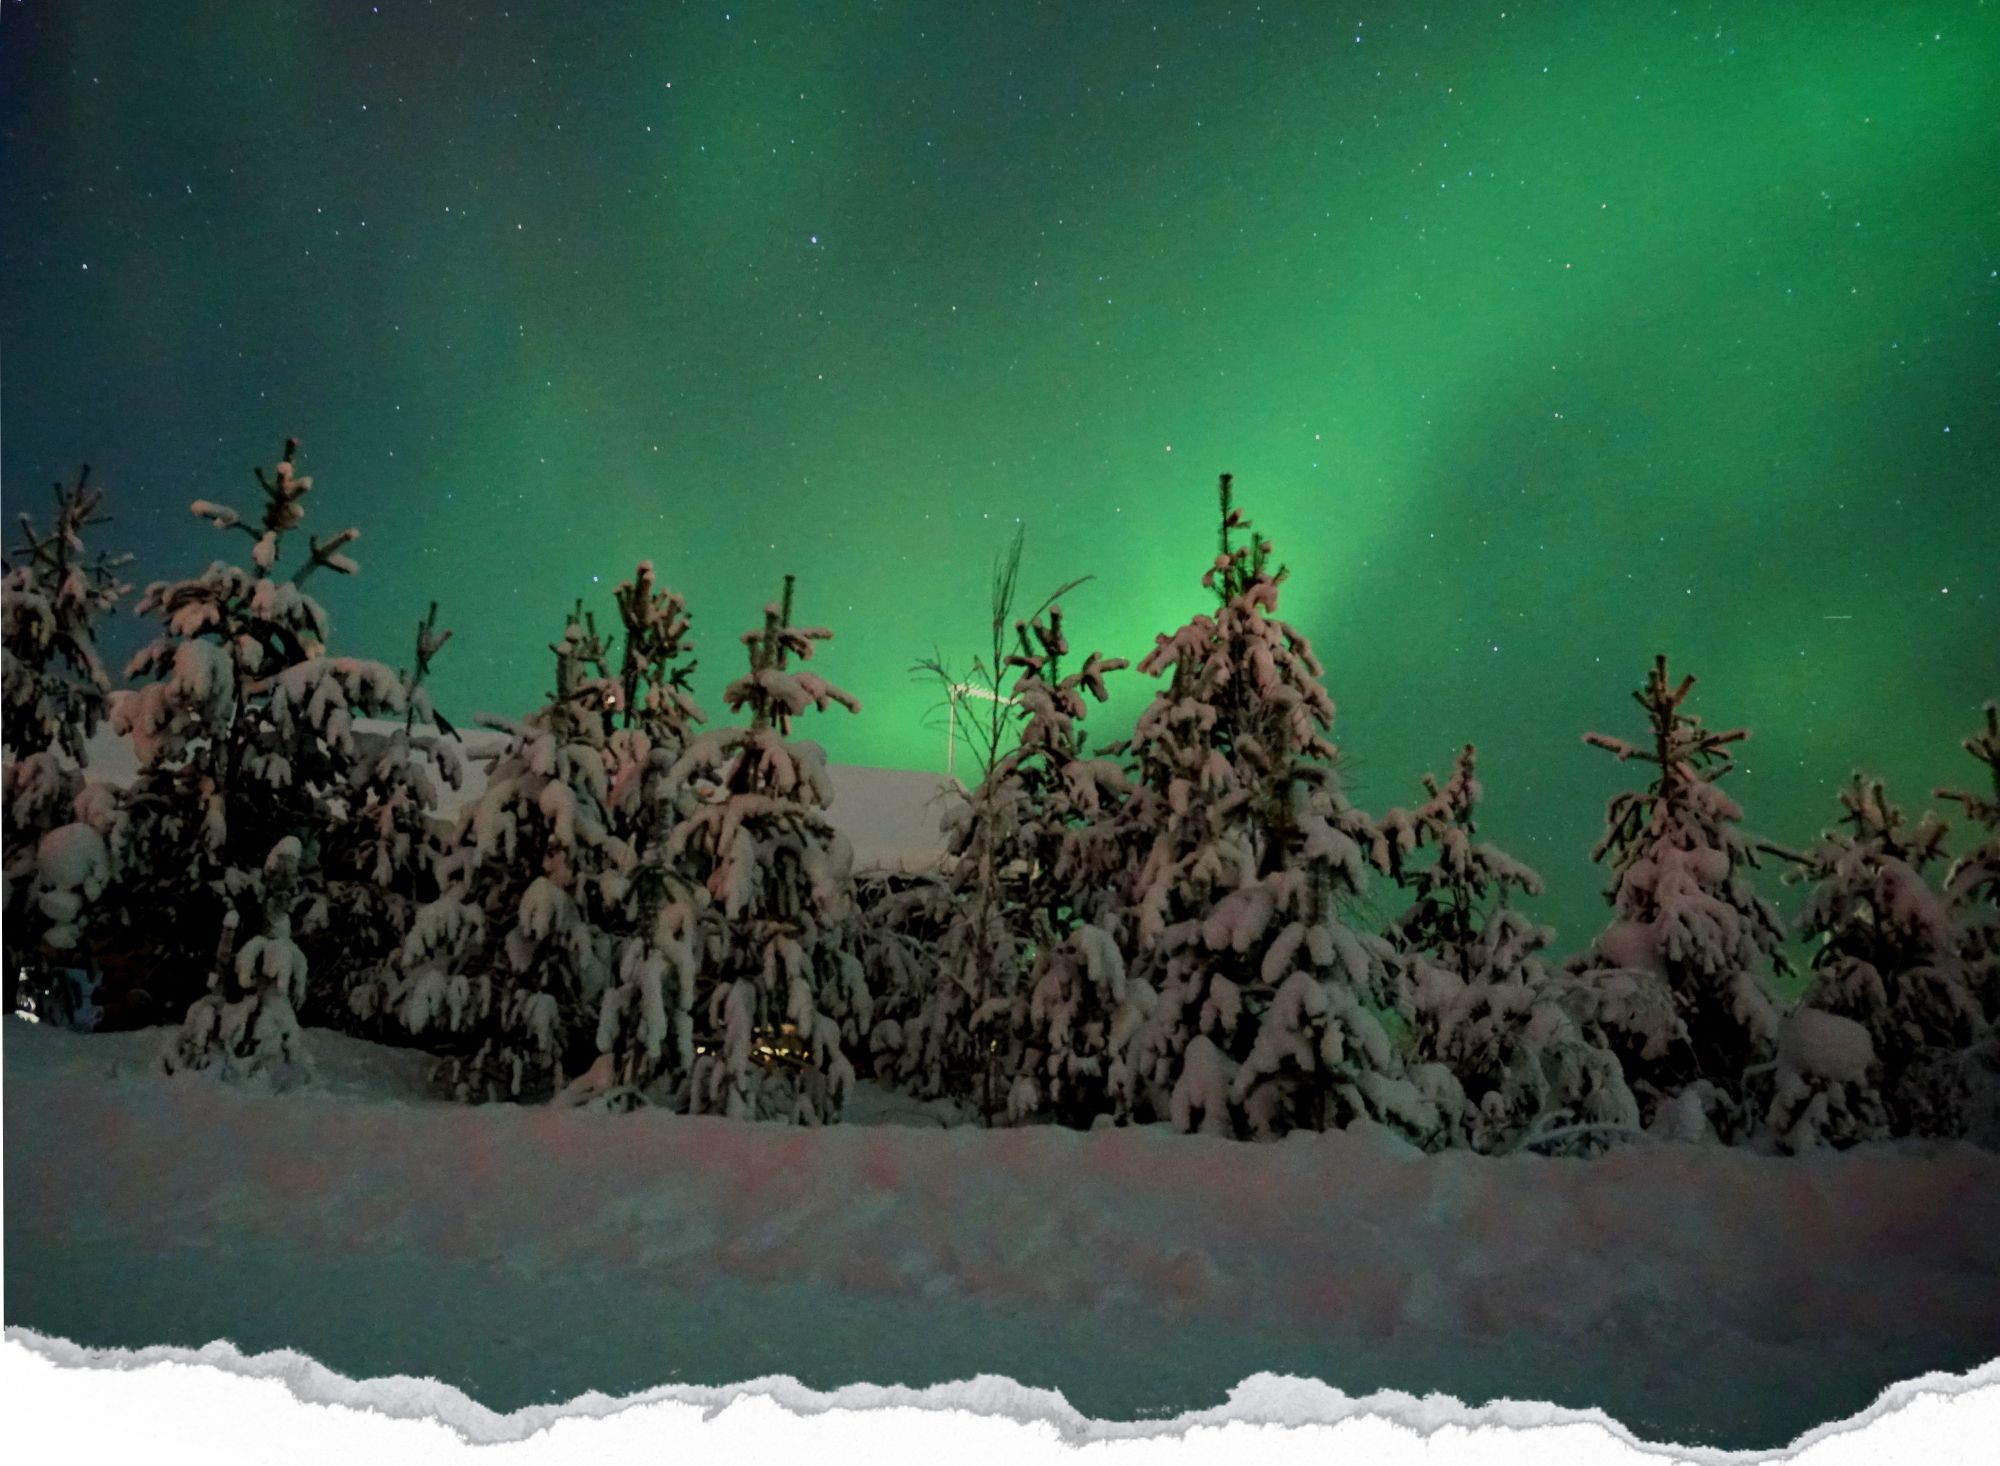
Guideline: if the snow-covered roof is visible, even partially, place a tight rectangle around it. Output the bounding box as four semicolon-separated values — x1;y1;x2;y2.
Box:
816;761;963;874
68;719;961;875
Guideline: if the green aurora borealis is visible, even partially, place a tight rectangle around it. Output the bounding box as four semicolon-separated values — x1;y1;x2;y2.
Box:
3;1;1996;942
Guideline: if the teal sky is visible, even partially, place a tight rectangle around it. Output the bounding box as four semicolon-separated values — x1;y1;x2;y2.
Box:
3;1;1995;942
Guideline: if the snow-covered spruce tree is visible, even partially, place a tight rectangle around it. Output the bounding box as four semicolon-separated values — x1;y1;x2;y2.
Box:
576;562;711;1110
326;603;466;1035
902;528;1090;1120
667;575;865;1123
110;439;405;1072
398;607;618;1101
2;468;130;1022
1765;774;1987;1149
994;607;1135;1127
1937;703;2000;1021
907;787;1026;1116
1567;654;1786;1141
1114;475;1434;1142
1378;745;1640;1154
1;469;130;766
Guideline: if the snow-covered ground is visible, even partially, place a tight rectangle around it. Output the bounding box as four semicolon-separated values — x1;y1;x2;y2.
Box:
5;1018;1997;1450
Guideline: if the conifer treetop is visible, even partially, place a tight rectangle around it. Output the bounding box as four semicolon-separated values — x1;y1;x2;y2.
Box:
2;465;133;761
1584;654;1747;796
1583;653;1762;872
1378;744;1546;981
1130;474;1336;775
189;438;363;585
1936;701;2000;831
1001;604;1126;768
400;601;455;737
725;574;860;737
1786;770;1963;973
611;560;703;735
128;439;371;704
544;601;619;738
1203;471;1287;606
1813;773;1952;870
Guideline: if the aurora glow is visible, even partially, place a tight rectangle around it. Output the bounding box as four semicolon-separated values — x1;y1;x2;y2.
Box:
2;1;1995;941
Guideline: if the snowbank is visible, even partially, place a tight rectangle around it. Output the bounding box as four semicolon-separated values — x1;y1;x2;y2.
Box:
5;1019;1997;1449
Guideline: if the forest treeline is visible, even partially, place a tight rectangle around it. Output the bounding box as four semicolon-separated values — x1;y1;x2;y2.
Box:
4;445;1996;1153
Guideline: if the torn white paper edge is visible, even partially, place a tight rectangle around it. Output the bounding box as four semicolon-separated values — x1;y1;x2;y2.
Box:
6;1328;1995;1464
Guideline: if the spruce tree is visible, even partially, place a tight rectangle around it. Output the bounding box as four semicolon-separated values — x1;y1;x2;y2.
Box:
330;604;466;1034
1114;475;1430;1141
2;468;129;762
112;439;404;1070
1570;654;1785;1139
668;575;865;1123
585;563;709;1109
399;607;618;1101
908;600;1130;1126
999;606;1134;1126
902;529;1091;1120
1380;745;1639;1153
2;468;130;1022
1767;774;1986;1148
906;769;1031;1117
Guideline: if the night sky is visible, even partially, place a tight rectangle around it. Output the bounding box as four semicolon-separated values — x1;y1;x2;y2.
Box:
3;1;1995;944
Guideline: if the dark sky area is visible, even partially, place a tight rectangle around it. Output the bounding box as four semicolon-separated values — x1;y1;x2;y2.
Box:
2;0;1995;943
